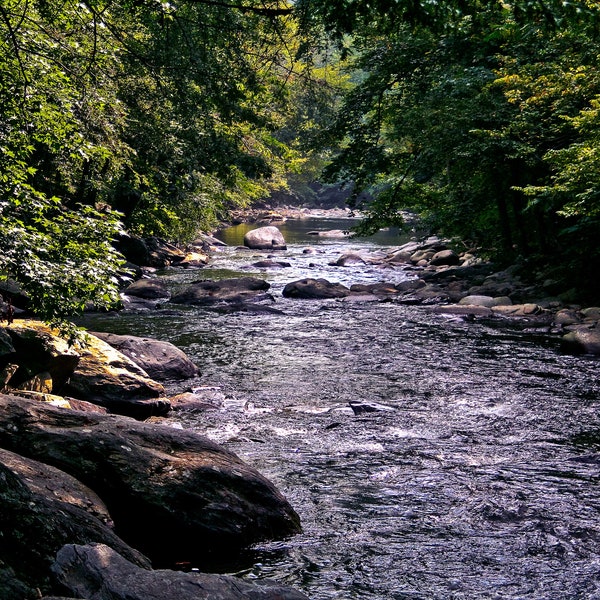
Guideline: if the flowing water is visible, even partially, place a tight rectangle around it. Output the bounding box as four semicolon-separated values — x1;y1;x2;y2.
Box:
83;217;600;599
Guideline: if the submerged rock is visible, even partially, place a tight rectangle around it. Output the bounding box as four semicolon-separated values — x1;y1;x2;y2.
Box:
0;395;302;566
53;543;310;600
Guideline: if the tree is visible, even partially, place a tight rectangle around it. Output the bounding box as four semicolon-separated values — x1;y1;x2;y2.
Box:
305;0;600;296
0;0;305;328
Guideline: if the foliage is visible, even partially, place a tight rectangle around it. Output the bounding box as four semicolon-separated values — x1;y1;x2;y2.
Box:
0;0;306;328
306;0;600;297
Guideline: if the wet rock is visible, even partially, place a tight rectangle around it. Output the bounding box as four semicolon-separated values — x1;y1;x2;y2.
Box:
251;259;292;268
244;226;287;250
0;395;302;565
0;458;150;598
282;278;351;299
350;282;399;296
53;543;310;600
170;387;226;411
561;327;600;355
62;333;168;418
123;278;171;300
171;277;270;306
331;252;366;266
90;332;198;381
349;401;395;415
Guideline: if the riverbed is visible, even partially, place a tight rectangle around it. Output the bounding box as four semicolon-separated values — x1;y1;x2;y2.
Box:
82;218;600;599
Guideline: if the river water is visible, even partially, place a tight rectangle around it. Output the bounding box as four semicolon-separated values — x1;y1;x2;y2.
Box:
83;217;600;599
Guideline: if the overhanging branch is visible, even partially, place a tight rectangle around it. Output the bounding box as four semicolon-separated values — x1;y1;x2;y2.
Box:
182;0;293;17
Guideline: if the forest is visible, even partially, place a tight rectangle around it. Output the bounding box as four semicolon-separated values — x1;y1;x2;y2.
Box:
1;0;599;327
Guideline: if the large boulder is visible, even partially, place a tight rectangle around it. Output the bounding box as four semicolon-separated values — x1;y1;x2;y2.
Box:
171;277;271;306
0;448;112;526
62;333;168;418
123;278;171;300
0;396;302;566
53;544;310;600
90;332;198;381
282;278;351;299
561;327;600;355
1;321;79;392
0;458;150;599
244;226;287;250
430;249;460;266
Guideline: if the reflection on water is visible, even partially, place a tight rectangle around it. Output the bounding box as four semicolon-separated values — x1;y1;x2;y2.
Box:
82;219;600;600
214;217;404;247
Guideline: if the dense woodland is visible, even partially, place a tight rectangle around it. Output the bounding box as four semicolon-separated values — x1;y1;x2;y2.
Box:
1;0;599;327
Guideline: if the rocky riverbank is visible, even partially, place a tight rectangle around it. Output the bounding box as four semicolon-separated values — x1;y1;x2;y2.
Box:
1;214;598;598
119;222;598;356
0;320;306;600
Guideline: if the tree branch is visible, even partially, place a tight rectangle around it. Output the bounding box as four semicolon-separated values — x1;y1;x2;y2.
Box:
182;0;293;17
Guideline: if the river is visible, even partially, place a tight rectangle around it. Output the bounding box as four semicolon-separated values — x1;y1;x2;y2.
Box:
82;217;600;599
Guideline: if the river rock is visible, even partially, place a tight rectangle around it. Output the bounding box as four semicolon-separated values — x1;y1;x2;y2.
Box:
560;327;600;355
0;447;112;527
53;543;310;600
0;459;150;599
431;305;493;317
554;309;581;326
350;282;399;296
244;226;287;250
0;395;302;565
171;277;271;306
169;386;226;411
332;252;366;266
123;278;171;300
282;278;351;299
62;333;168;418
90;332;199;381
385;250;412;264
178;250;209;268
491;304;543;317
459;295;503;308
430;249;460;266
251;259;292;268
1;321;79;392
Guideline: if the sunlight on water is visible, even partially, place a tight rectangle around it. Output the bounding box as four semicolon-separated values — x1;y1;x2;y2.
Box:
81;218;600;600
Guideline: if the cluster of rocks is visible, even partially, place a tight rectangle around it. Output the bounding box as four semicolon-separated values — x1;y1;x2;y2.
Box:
163;226;600;355
0;321;306;600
